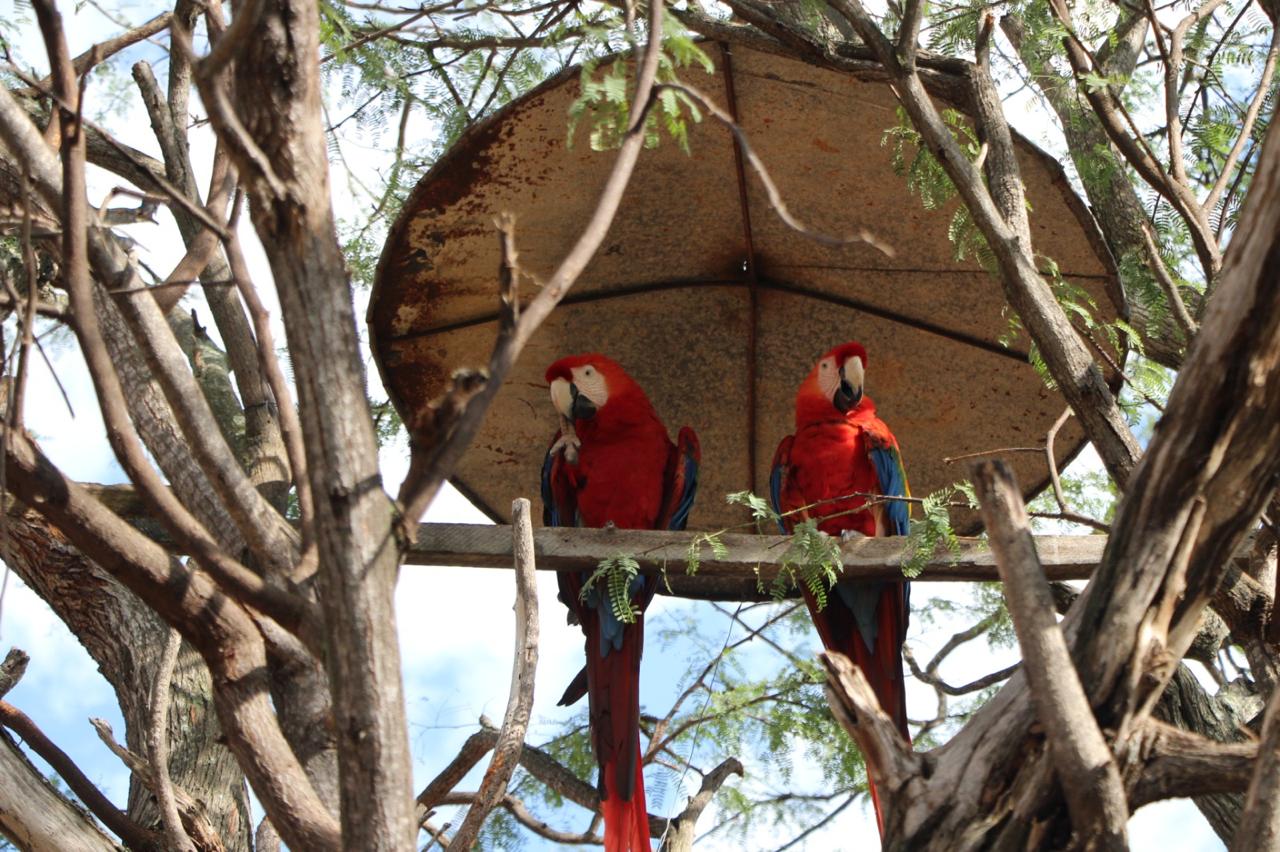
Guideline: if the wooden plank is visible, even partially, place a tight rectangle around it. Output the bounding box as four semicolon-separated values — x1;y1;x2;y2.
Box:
408;523;1107;587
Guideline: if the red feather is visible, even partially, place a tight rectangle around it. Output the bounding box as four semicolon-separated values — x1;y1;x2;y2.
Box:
771;343;910;837
543;354;699;852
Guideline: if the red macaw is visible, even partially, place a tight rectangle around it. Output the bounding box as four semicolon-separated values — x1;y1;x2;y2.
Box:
541;353;699;852
769;341;910;834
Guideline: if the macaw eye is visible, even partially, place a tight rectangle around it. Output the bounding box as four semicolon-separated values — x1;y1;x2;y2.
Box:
584;367;594;375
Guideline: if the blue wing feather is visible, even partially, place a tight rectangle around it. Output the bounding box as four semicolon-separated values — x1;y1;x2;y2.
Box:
660;427;700;532
769;435;794;534
869;442;910;537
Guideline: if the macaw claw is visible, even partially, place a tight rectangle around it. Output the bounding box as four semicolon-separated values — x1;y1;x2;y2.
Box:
552;430;581;464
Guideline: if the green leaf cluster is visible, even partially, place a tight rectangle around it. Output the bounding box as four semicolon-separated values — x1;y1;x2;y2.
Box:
566;19;714;154
900;485;966;578
581;553;643;624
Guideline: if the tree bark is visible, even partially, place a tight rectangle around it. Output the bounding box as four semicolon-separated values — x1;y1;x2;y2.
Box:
0;730;123;852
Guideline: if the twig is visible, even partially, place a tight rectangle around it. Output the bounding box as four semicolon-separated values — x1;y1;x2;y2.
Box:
1204;28;1279;222
90;717;226;851
447;499;540;848
1140;220;1198;340
19;12;173;96
653;81;895;257
0;700;159;848
971;459;1128;848
148;628;196;852
223;216;316;555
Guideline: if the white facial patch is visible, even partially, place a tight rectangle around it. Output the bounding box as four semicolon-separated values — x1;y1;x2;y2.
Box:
571;365;609;408
817;357;840;400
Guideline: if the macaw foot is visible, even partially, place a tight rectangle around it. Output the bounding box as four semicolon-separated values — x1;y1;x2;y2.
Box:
840;529;867;543
551;431;581;465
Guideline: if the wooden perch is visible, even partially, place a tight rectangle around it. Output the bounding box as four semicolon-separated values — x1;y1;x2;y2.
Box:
410;523;1106;590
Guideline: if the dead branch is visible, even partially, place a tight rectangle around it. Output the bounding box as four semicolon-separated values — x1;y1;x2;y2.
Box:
0;700;159;849
972;459;1128;848
820;651;924;834
90;718;226;852
659;757;745;851
447;499;540;848
147;627;197;852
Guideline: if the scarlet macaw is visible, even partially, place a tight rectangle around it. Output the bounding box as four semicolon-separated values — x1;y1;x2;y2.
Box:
542;353;699;852
769;341;910;834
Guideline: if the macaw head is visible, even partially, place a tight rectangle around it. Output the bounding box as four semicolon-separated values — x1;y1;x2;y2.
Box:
798;341;868;416
545;353;646;423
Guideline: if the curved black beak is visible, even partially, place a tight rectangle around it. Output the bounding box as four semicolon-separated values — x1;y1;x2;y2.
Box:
569;383;597;420
834;365;863;413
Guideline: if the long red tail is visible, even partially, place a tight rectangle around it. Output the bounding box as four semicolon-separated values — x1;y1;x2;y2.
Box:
586;615;651;852
804;581;909;836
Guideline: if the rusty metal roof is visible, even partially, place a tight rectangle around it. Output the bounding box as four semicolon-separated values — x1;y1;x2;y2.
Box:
370;43;1123;533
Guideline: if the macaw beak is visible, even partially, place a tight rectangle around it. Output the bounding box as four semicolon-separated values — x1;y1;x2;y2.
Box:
569;383;597;420
834;363;863;413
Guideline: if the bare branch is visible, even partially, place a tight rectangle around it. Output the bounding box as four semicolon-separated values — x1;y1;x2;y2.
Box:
19;12;174;97
0;728;124;851
972;459;1128;848
447;499;540;848
90;718;226;852
658;757;745;850
820;651;924;833
1204;28;1279;216
147;628;197;852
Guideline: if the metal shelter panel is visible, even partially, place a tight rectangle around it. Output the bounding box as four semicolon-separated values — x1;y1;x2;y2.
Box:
370;43;1123;532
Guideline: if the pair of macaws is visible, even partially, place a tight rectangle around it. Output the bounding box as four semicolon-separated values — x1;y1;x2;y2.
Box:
541;343;910;851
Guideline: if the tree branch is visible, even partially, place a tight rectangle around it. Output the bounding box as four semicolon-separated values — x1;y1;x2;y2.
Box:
446;499;540;848
147;628;197;852
972;459;1128;848
820;651;924;835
